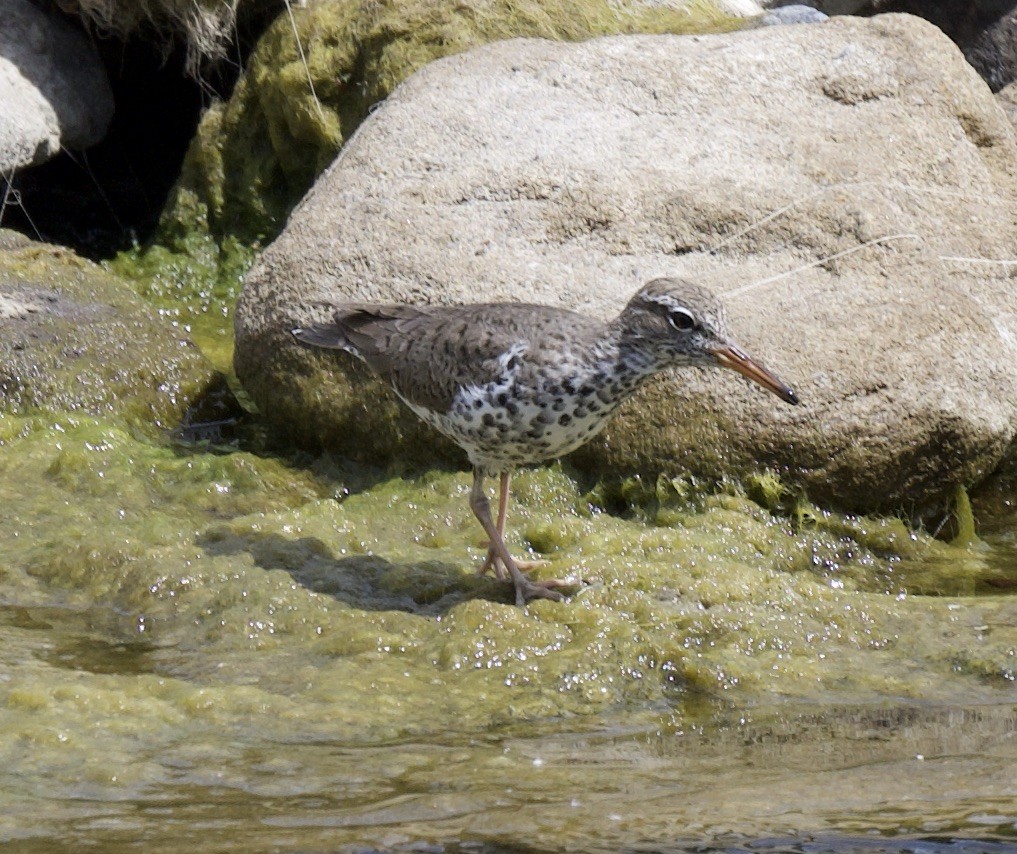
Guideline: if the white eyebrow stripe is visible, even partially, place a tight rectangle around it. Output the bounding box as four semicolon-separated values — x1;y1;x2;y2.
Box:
644;294;681;308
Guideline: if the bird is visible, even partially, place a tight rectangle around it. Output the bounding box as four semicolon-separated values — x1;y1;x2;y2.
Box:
292;277;799;606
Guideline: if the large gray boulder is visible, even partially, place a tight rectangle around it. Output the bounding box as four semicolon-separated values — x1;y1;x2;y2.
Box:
235;14;1017;516
0;0;113;171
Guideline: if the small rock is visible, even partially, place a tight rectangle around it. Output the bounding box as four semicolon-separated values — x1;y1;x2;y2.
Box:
760;5;829;25
0;0;114;171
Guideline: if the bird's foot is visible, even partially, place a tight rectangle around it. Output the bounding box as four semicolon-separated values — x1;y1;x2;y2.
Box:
481;551;572;605
513;577;568;607
478;547;548;582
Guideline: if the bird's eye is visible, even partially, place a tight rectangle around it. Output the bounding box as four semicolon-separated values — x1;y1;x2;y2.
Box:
667;308;696;331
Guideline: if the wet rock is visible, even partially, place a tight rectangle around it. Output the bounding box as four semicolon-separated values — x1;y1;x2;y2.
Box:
235;14;1017;516
0;231;218;427
0;0;113;171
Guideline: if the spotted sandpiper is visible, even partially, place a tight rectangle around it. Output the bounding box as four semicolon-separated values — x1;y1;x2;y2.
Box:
293;277;799;606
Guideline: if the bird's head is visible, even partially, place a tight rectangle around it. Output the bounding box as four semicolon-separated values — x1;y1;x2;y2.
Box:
615;277;799;405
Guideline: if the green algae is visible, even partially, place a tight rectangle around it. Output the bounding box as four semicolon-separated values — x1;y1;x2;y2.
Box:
951;483;979;546
2;414;1015;737
106;232;253;375
0;238;219;430
1;401;1016;847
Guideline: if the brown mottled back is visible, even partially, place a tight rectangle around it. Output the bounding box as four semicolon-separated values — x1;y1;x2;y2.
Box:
294;301;607;413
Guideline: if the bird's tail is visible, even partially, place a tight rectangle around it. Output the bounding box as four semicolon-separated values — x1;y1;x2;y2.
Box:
291;323;355;351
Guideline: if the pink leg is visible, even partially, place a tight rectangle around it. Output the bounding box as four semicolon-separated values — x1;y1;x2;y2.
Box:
478;471;548;581
469;469;565;606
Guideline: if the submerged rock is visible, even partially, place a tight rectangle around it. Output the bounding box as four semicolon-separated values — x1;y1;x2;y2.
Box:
0;231;219;427
236;14;1017;516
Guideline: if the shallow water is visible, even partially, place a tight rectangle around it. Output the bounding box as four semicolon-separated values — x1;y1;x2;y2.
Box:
0;402;1015;851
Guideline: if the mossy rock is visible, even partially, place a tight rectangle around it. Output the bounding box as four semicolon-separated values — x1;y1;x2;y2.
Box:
153;0;745;259
0;231;219;428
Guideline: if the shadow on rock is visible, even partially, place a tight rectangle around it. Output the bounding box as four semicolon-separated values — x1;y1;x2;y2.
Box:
196;527;511;614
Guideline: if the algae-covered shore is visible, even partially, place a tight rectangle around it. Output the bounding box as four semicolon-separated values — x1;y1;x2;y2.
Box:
4;2;1017;849
1;372;1016;848
1;230;1016;853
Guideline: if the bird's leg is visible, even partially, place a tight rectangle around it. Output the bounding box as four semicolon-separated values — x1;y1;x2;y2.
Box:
478;470;511;582
469;469;565;606
478;470;549;581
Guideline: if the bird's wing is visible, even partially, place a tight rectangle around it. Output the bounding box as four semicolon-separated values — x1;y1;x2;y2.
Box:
293;303;492;410
294;302;600;413
293;304;436;373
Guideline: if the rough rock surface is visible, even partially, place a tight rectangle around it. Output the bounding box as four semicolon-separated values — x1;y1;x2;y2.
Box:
235;14;1017;516
0;230;217;427
1000;79;1017;129
0;0;113;171
155;0;763;260
765;1;1017;92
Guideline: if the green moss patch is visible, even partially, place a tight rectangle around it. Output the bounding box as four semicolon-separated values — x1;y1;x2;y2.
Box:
0;237;219;429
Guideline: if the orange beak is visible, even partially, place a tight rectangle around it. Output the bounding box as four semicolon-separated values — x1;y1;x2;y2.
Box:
712;344;799;405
